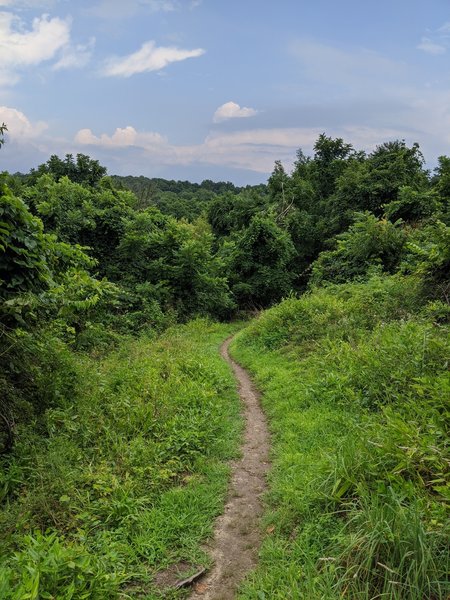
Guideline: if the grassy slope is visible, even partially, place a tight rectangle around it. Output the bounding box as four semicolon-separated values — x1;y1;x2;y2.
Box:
231;275;449;599
0;320;242;599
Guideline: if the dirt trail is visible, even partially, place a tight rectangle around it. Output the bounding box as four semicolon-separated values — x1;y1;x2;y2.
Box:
190;336;270;600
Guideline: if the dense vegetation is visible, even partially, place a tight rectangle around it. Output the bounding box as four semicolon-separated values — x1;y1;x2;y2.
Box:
228;136;450;598
232;276;449;598
0;321;241;598
1;128;449;597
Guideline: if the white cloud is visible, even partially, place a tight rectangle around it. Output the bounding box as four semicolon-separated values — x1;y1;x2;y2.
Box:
74;124;414;174
52;37;95;70
102;40;205;77
74;124;307;172
0;105;47;138
0;11;70;84
417;37;446;55
0;12;70;65
75;126;167;147
213;101;258;123
0;11;96;83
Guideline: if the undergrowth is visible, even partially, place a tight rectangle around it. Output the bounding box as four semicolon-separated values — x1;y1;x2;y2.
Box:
0;320;241;599
231;274;449;599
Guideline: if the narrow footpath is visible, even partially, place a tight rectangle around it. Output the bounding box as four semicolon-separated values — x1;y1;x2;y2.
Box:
190;336;270;599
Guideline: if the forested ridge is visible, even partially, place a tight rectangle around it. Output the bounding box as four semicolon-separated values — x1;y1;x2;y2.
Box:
1;127;449;598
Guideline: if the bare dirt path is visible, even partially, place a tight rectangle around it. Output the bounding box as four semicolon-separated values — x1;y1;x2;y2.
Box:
190;336;270;600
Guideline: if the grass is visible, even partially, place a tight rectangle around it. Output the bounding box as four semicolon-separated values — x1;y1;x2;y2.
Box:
0;319;242;599
231;275;449;599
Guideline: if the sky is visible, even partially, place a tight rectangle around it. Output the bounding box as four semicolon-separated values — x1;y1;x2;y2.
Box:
0;0;450;184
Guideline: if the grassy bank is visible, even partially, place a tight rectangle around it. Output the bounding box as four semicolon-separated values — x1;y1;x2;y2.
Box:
231;275;449;599
0;320;242;599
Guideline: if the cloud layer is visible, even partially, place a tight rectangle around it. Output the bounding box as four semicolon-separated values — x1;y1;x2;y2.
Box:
73;123;414;175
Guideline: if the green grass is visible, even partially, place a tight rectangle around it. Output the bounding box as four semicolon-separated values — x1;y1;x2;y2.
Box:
231;275;449;599
0;319;242;599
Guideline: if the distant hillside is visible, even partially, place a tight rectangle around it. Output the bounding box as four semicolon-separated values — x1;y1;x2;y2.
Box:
111;174;266;220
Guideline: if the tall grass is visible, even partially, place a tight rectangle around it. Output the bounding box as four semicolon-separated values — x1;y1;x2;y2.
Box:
232;274;449;599
0;320;242;599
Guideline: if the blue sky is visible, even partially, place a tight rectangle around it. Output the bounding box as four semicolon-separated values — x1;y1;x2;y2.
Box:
0;0;449;184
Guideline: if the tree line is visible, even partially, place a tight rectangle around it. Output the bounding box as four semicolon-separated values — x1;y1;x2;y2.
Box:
1;133;449;452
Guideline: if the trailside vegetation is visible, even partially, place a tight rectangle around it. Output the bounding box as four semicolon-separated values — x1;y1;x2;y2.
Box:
0;321;241;598
229;137;449;597
232;275;449;598
1;131;449;597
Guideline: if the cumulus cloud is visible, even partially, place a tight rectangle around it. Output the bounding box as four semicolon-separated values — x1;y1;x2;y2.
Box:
0;105;47;138
213;101;258;123
102;41;205;77
0;11;96;82
0;12;70;65
0;11;70;83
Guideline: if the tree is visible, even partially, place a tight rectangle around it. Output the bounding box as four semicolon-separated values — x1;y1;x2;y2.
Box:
384;186;441;223
0;122;7;148
208;190;268;238
311;133;356;200
327;140;429;233
24;175;136;276
29;153;107;187
361;141;428;213
226;214;296;308
117;209;234;319
432;156;450;225
0;182;109;451
310;212;406;285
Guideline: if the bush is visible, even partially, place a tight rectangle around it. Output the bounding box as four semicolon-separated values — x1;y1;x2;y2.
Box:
310;212;406;285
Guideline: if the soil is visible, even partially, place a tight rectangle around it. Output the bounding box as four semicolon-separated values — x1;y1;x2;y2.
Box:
189;336;270;600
